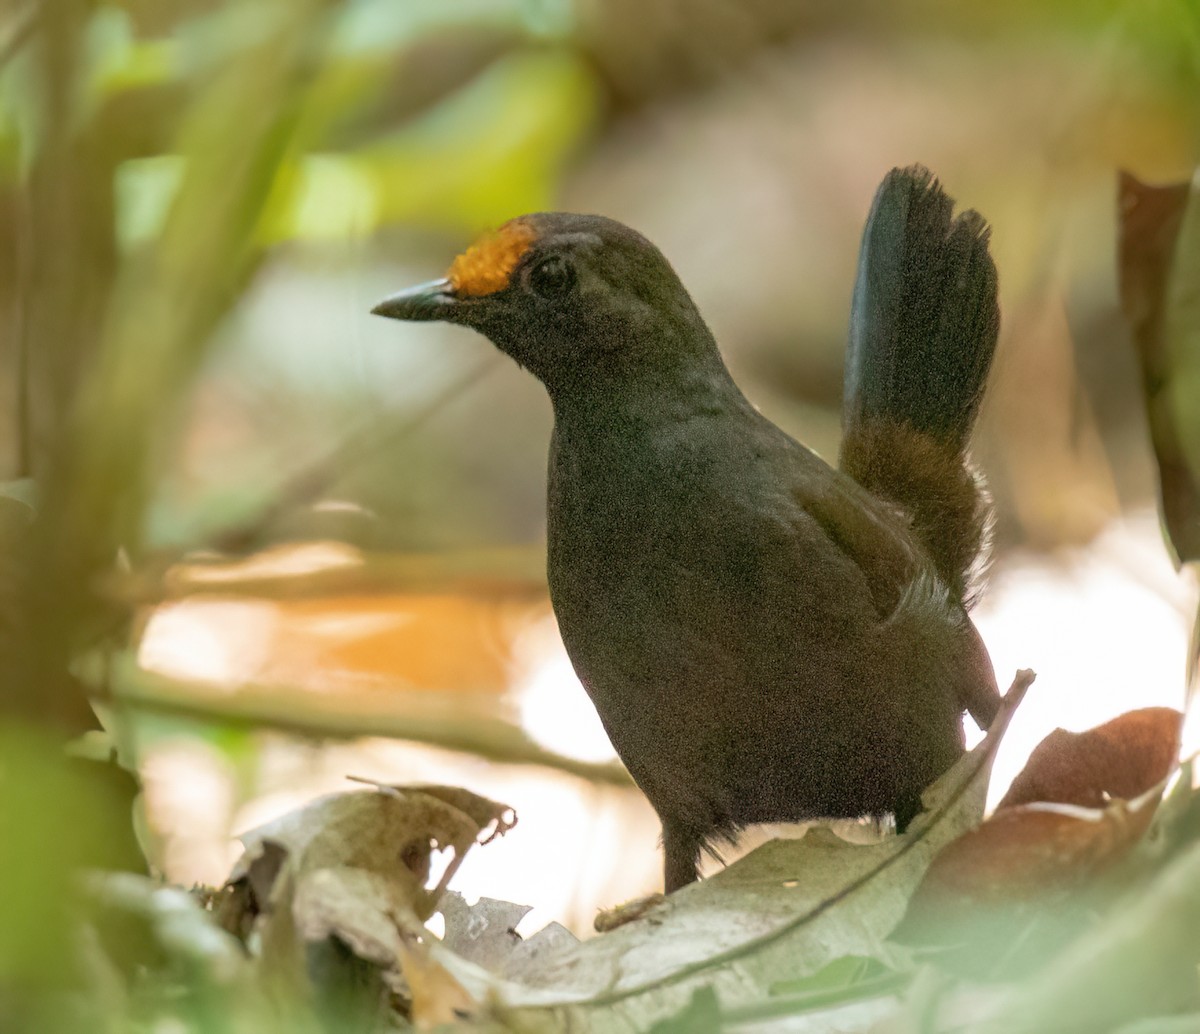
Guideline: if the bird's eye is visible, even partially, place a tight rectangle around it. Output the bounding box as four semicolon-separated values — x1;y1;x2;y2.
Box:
528;256;576;300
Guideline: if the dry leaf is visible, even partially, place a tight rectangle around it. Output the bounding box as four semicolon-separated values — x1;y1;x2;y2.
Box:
228;787;507;921
897;706;1184;947
219;783;514;1020
999;707;1183;810
438;892;529;970
435;891;582;983
1116;171;1200;563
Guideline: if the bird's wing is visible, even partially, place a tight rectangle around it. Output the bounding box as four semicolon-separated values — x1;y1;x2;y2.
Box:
798;470;927;621
795;466;1000;728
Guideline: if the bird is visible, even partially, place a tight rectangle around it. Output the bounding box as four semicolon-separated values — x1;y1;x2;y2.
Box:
372;165;1002;893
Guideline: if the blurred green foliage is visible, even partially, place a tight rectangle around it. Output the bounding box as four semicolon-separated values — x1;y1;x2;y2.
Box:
0;0;600;1026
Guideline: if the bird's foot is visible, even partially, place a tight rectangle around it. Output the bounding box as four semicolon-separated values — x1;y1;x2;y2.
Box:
593;893;667;933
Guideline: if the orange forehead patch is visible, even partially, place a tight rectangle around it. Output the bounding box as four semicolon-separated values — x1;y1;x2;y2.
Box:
447;220;538;297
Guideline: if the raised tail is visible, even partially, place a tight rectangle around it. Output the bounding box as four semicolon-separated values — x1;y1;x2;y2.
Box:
840;165;999;605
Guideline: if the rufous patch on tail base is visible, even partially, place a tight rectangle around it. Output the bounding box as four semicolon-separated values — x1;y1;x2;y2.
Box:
447;219;538;297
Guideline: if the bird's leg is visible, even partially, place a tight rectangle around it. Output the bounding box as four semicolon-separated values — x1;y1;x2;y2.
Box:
662;821;702;892
592;819;699;932
593;894;665;932
893;792;923;835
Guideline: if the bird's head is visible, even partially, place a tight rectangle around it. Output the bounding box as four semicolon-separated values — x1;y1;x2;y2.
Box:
371;213;719;398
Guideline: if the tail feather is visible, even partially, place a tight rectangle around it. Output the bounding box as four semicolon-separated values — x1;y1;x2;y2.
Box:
840;166;999;603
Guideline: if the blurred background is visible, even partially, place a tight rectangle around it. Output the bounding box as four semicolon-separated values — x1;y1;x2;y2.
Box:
4;0;1200;940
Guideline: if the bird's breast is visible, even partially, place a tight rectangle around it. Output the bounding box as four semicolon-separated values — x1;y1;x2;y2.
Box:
543;420;830;706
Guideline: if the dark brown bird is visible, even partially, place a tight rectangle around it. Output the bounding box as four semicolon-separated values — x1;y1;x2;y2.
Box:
373;166;1001;892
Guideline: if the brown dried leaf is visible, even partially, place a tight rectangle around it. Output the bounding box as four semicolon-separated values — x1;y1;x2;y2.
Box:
1117;171;1200;562
998;707;1183;810
228;789;481;921
901;794;1161;922
343;779;518;876
896;707;1184;947
403;784;519;847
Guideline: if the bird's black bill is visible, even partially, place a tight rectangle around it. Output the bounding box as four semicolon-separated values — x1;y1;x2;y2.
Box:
371;278;457;322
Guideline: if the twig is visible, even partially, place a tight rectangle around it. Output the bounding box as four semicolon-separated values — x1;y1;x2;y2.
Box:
112;662;633;788
108;543;547;607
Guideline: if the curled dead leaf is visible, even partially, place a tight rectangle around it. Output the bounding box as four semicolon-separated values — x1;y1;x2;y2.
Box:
218;783;514;1023
225;783;516;929
371;781;519;847
999;707;1184;810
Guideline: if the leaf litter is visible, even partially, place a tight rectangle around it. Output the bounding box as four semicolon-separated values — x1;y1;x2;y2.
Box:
92;663;1191;1032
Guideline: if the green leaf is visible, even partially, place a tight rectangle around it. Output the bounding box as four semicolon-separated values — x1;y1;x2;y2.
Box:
768;953;894;997
115;155;183;250
0;477;36;511
648;987;722;1034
